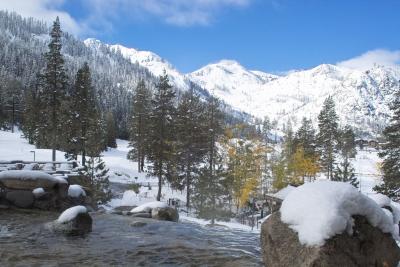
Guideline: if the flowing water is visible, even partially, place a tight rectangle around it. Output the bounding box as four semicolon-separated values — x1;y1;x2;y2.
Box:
0;209;262;266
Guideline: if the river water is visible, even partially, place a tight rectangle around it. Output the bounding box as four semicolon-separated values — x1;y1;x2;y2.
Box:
0;209;262;266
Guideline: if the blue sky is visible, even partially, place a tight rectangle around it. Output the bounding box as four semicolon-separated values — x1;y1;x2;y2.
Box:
1;0;400;73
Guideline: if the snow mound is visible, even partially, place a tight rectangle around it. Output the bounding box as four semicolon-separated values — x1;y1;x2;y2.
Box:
57;205;87;224
32;187;45;197
274;185;296;200
280;181;394;246
130;201;168;213
68;185;86;198
368;193;400;225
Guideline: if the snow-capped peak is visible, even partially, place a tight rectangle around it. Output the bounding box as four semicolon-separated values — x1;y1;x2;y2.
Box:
84;39;189;89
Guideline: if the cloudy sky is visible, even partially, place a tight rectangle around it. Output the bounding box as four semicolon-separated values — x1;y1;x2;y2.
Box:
0;0;399;73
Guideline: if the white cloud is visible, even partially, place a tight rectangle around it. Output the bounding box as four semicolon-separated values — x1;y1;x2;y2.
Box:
337;49;400;71
86;0;252;27
0;0;90;35
0;0;252;36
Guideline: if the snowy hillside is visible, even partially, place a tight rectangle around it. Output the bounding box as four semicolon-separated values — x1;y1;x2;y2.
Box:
85;36;400;136
189;62;400;136
84;38;190;90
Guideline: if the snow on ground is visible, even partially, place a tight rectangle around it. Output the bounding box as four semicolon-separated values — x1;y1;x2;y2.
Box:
281;181;394;246
57;205;87;223
353;149;382;194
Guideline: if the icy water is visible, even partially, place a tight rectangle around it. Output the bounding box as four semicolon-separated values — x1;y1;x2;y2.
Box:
0;209;262;266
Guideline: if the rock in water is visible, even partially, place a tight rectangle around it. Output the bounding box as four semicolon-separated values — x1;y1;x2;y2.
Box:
51;206;92;235
261;212;400;267
151;207;179;222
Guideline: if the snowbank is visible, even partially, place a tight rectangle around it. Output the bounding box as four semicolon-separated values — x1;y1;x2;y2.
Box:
68;185;86;198
280;181;394;246
57;205;87;223
130;201;168;213
274;185;295;200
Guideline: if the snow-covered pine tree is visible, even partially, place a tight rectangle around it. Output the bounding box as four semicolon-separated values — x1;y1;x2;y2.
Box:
374;84;400;199
175;86;209;209
317;96;339;180
128;79;152;172
147;71;177;201
41;17;69;161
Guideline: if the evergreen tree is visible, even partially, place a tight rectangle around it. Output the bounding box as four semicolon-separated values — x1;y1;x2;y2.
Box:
105;112;117;148
374;85;400;199
338;125;357;159
42;17;68;161
333;158;358;188
147;72;177;201
294;117;317;158
175;86;208;209
317;96;339;180
262;116;272;144
65;62;99;166
79;156;112;204
128;80;152;172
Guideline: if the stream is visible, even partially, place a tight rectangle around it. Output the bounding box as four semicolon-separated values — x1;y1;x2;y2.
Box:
0;208;262;266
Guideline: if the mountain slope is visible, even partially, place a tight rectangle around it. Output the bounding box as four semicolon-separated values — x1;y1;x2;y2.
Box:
189;61;400;136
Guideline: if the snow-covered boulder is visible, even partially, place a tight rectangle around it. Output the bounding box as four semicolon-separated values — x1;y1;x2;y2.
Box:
0;170;62;190
68;185;86;198
260;181;400;267
130;201;178;222
51;206;92;235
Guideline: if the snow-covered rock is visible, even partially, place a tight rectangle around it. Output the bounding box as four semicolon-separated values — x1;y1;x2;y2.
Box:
32;187;45;198
130;201;168;213
273;185;296;200
57;205;88;223
280;181;394;246
68;185;86;198
52;205;92;235
0;170;64;190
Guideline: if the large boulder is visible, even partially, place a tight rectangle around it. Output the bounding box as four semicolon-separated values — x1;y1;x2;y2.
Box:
51;206;92;235
261;212;400;267
151;207;179;222
0;170;60;190
5;190;34;208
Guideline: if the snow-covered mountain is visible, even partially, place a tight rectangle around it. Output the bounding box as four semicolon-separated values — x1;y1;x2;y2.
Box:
84;38;190;90
84;38;400;137
189;61;400;136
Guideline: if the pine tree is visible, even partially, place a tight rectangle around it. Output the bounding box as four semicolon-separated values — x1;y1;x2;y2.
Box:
42;17;69;161
147;71;177;201
128;80;152;172
105;112;117;148
175;86;208;209
294;117;317;158
65;62;100;166
333;158;358;188
79;156;112;204
338;125;357;159
374;84;400;199
317;96;339;180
